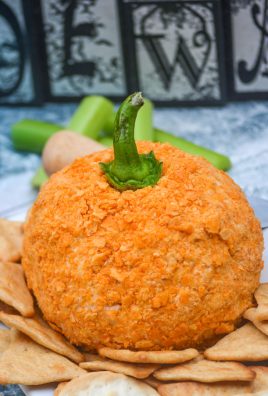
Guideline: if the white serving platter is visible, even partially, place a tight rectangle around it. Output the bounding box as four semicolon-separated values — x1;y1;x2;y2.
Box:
3;209;268;395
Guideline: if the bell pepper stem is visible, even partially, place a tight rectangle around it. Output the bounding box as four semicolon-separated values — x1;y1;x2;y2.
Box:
100;92;162;191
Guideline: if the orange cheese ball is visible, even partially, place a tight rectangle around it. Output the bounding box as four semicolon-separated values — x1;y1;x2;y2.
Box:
23;142;263;351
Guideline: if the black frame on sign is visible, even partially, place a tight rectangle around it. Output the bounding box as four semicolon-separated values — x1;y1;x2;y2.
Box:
31;0;51;105
0;0;43;106
37;0;128;103
119;0;226;106
223;0;268;101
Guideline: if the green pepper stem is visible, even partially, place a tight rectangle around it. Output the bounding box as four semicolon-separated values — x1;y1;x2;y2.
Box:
112;92;144;177
100;92;162;191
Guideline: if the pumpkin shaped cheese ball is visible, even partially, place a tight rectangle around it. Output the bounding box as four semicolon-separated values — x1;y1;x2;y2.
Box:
23;93;263;351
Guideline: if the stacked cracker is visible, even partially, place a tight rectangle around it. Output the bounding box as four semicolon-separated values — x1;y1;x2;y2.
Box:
1;218;268;396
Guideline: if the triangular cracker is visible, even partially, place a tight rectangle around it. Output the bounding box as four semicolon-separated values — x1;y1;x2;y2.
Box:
0;329;10;355
0;330;86;385
235;366;268;395
0;311;84;363
0;261;34;317
80;357;159;379
205;323;268;361
157;382;252;396
154;357;255;382
98;347;198;364
244;308;268;337
0;219;23;262
54;371;159;395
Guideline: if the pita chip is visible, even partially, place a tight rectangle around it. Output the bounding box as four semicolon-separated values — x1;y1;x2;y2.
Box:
54;371;159;396
0;329;10;355
0;219;23;262
157;381;252;396
0;330;86;385
80;358;159;379
235;366;268;396
204;323;268;361
154;357;255;382
0;261;34;317
98;347;198;364
0;311;84;363
244;308;268;337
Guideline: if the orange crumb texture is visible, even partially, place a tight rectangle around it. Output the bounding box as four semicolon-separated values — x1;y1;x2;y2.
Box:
22;142;263;351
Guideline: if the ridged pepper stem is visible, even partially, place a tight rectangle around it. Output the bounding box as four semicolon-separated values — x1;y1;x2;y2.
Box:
100;92;162;191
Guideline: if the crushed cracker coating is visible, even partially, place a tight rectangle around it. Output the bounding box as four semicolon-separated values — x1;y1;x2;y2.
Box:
22;142;263;351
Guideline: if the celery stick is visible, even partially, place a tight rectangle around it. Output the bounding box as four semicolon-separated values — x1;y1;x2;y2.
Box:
98;137;113;147
68;96;114;139
103;99;154;141
103;113;115;137
31;166;49;189
13;97;113;154
134;98;154;141
12;120;62;154
155;128;231;171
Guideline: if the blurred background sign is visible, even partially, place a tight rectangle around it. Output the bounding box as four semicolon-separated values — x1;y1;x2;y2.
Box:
121;0;225;105
40;0;127;100
0;0;267;105
226;0;268;100
0;0;41;105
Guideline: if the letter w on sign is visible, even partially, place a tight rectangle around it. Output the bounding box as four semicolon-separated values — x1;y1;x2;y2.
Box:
123;1;224;104
136;33;210;90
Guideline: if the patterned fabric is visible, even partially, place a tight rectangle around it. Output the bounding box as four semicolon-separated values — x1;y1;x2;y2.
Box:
0;385;26;396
